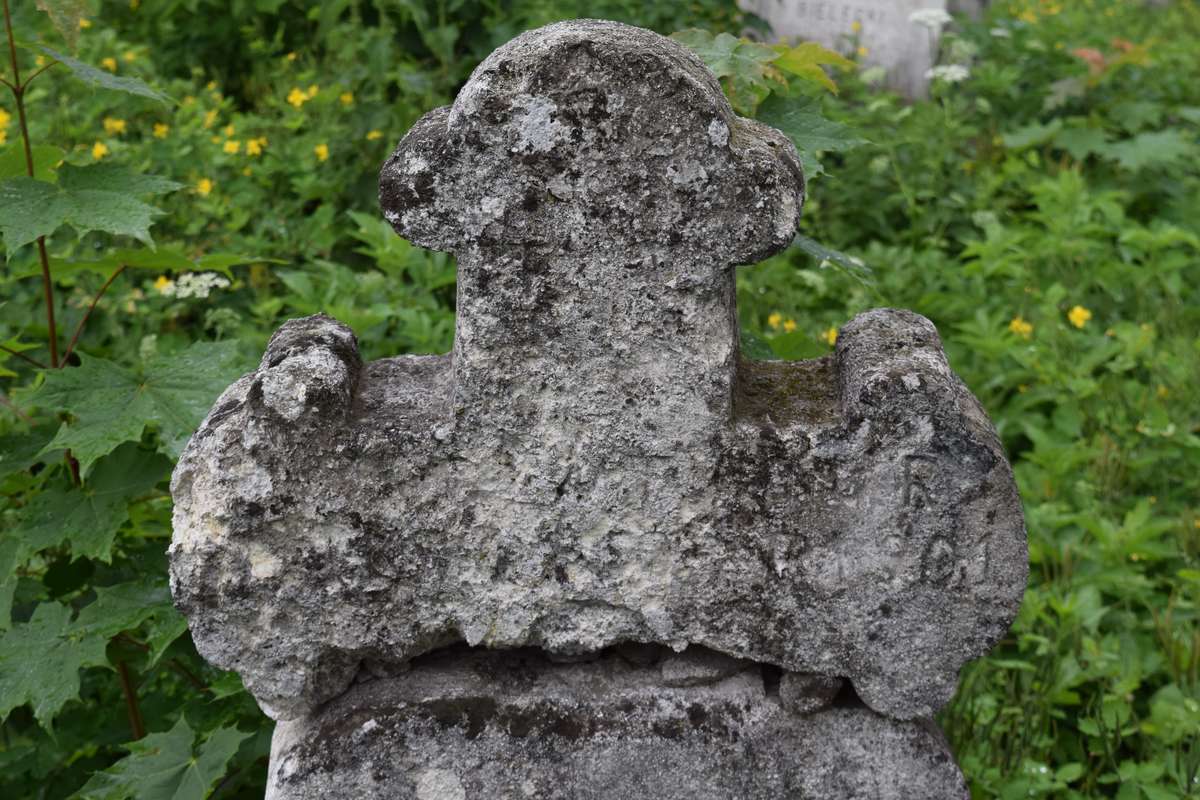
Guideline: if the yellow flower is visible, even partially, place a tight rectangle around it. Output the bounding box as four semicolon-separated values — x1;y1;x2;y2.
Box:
340;92;354;106
153;275;173;293
823;327;839;346
246;137;265;156
92;141;109;160
223;124;235;137
1067;305;1092;329
306;84;319;98
1008;316;1033;339
101;57;117;72
285;52;297;62
79;18;92;29
35;55;46;67
857;46;869;58
196;178;214;196
767;312;783;330
287;87;308;108
366;129;384;141
314;143;329;162
206;80;218;91
203;109;219;128
1156;385;1169;399
223;139;241;154
242;166;252;176
103;117;127;135
153;123;169;139
123;50;137;62
782;319;798;333
851;20;863;33
0;107;10;128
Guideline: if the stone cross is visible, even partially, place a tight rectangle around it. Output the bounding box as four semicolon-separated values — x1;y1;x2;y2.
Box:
170;19;1026;798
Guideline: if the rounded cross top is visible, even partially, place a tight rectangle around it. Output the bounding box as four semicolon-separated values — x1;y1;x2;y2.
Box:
380;19;805;267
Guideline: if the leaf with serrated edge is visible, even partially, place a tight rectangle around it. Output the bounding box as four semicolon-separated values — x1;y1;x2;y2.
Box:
0;602;108;730
12;444;170;562
757;94;867;177
773;42;855;94
70;718;250;800
40;46;171;105
35;342;246;471
35;0;88;50
0;165;179;254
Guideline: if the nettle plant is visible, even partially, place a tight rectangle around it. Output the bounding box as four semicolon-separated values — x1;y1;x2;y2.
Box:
1;2;263;798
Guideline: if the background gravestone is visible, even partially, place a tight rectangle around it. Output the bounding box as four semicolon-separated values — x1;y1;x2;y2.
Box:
169;18;1026;799
738;0;950;97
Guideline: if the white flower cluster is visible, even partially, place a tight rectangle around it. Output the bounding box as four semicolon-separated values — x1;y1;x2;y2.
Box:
909;8;953;29
926;64;971;83
161;272;231;299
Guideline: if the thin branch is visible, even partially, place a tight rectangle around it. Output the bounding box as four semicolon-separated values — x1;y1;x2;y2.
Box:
116;633;211;694
0;75;13;91
116;661;146;740
0;344;46;369
20;60;57;88
62;266;126;365
2;0;58;368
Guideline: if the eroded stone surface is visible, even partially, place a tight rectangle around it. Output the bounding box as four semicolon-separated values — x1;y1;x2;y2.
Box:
169;19;1026;725
266;647;968;800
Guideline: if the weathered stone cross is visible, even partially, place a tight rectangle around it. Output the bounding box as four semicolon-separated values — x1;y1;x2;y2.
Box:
171;18;1026;798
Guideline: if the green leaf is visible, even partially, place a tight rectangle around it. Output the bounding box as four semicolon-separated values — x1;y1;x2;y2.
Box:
0;538;20;630
1002;119;1064;149
790;234;874;285
757;94;867;177
0;601;107;730
0;177;63;252
772;42;854;95
36;0;89;50
1098;130;1194;171
0;164;180;254
671;29;782;114
35;341;247;471
0;144;65;181
40;45;171;105
71;718;251;800
74;579;170;639
12;444;170;562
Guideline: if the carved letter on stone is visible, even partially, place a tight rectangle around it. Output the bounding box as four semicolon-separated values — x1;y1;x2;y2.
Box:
169;19;1026;799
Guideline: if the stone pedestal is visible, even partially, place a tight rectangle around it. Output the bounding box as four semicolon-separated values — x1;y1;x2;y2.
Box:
267;647;967;800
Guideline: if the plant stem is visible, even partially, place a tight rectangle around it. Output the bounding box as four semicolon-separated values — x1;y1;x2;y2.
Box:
2;0;58;369
0;343;47;369
63;266;126;364
116;661;146;740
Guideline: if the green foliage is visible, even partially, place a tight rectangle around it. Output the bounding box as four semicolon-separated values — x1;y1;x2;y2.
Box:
1;0;1197;798
71;718;250;800
0;602;107;731
0;164;180;252
36;342;245;470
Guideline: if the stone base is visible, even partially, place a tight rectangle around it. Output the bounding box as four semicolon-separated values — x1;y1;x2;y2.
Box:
267;646;968;799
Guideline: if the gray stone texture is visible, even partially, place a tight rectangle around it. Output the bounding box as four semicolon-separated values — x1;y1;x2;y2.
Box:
266;646;969;800
169;19;1026;730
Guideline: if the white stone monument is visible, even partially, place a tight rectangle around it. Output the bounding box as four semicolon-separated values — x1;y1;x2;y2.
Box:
740;0;951;97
